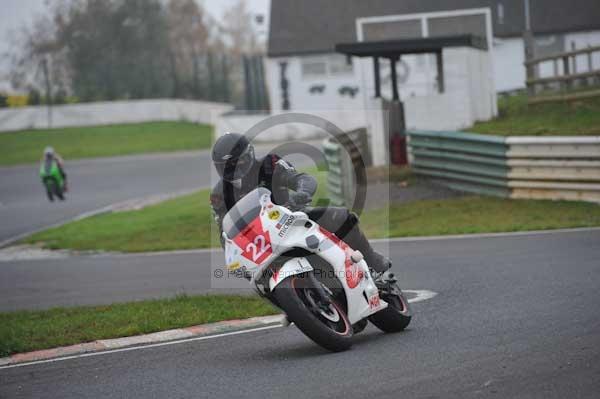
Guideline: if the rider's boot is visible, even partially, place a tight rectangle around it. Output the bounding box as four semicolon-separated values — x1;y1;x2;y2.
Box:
367;251;392;274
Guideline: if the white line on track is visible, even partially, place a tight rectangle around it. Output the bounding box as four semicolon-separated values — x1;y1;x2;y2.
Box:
0;325;281;371
0;289;438;371
370;226;600;243
405;289;438;303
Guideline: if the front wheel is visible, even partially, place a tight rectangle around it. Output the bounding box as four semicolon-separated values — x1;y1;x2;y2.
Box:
43;179;55;202
273;273;353;352
369;286;412;332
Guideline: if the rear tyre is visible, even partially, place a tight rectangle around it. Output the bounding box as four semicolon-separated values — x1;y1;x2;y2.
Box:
273;274;353;352
368;286;412;333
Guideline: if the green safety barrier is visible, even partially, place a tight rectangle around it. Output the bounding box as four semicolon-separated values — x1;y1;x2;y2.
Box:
408;130;510;197
408;130;600;203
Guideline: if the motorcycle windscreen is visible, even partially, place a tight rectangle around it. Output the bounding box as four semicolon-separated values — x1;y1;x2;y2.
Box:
222;187;271;239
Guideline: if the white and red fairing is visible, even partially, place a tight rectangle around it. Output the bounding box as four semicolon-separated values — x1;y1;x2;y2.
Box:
223;191;386;324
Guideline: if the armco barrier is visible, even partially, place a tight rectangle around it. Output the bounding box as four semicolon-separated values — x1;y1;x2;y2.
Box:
408;131;600;203
322;139;345;206
323;128;371;207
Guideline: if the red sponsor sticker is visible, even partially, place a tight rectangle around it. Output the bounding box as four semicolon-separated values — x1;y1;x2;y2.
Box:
344;253;362;289
368;294;381;309
319;227;361;288
233;217;272;264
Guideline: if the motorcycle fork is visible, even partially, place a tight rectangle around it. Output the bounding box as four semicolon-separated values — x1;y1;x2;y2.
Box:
375;272;400;297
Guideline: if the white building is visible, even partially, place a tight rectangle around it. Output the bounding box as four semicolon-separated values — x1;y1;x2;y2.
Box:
265;0;600;131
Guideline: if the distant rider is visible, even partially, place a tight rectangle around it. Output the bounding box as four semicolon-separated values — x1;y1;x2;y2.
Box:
42;146;68;192
210;132;391;274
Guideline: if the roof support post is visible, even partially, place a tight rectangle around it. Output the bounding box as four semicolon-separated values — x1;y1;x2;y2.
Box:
390;56;399;101
435;50;445;93
373;56;381;98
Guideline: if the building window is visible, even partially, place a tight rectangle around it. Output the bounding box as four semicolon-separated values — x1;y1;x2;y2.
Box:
301;55;354;79
301;58;327;77
328;55;353;76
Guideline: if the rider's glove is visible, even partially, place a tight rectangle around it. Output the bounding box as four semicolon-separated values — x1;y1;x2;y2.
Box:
289;191;312;210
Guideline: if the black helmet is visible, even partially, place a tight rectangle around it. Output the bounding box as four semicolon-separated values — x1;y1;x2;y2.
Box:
212;132;255;182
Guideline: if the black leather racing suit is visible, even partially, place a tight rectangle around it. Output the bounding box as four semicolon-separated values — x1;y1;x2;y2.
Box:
210;154;389;273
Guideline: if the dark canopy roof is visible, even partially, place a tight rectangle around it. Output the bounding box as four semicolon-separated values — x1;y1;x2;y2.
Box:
268;0;600;57
335;35;487;58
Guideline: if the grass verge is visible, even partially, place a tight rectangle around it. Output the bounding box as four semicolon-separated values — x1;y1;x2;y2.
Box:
361;196;600;238
468;94;600;136
25;166;330;252
0;294;278;357
0;121;213;166
25;191;600;252
26;189;219;252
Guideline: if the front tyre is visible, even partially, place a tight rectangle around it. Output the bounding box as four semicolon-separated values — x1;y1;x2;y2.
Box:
273;274;353;352
45;186;54;202
44;179;55;202
369;286;412;332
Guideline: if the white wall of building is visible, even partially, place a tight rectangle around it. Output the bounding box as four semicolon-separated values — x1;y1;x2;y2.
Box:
492;37;526;92
266;29;600;112
265;55;366;114
405;47;495;130
267;46;496;133
494;30;600;92
565;30;600;68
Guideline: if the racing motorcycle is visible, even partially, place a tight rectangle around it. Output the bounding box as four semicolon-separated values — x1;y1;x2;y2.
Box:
221;188;411;352
39;160;65;202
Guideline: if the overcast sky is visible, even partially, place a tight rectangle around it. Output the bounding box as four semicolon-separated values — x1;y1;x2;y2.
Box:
0;0;271;91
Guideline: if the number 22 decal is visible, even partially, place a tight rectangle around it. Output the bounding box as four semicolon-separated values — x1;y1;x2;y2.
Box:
246;234;271;262
233;218;273;264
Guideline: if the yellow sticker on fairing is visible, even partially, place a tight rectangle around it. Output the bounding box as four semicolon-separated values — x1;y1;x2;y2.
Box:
268;210;280;220
226;262;241;271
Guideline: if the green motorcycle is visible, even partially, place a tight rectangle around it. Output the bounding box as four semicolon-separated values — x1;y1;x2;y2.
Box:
40;160;65;202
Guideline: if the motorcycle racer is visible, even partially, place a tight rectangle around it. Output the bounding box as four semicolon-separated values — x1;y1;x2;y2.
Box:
41;146;68;192
210;132;390;273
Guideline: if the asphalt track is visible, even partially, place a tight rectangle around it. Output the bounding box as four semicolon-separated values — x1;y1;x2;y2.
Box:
1;229;600;398
0;151;211;245
0;145;314;246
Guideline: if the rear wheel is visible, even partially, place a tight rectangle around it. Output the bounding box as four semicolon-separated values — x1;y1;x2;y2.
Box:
273;273;353;352
369;285;412;332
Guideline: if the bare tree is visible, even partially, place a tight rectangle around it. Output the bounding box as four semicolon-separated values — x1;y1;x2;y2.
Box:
7;1;71;99
7;0;264;107
167;0;209;98
221;0;259;57
9;0;174;101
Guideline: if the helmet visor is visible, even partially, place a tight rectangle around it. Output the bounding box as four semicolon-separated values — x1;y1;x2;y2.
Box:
214;146;254;182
